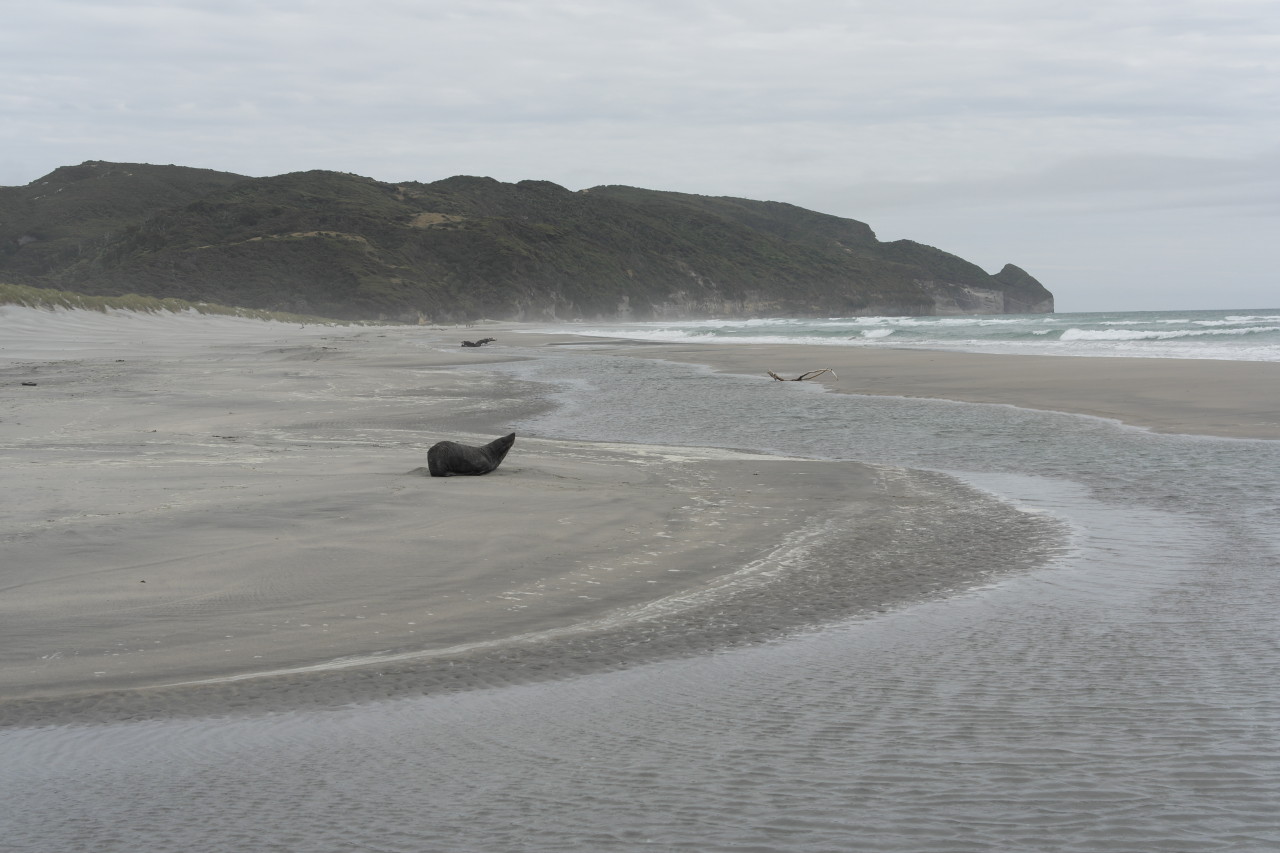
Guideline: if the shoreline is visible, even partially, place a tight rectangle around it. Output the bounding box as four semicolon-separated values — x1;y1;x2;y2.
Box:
0;316;1063;726
505;328;1280;441
8;311;1274;725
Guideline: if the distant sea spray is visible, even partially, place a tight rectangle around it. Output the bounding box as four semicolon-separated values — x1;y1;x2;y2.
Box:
540;310;1280;362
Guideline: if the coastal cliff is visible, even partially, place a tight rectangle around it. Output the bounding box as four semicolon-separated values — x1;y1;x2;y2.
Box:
0;161;1053;322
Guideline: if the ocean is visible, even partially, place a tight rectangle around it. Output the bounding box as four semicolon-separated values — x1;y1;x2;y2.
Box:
545;308;1280;362
2;308;1278;852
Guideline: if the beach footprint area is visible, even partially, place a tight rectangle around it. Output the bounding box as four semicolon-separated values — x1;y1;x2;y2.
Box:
0;310;1060;726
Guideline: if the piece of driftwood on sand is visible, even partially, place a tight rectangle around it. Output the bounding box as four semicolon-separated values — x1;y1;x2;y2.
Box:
767;369;836;381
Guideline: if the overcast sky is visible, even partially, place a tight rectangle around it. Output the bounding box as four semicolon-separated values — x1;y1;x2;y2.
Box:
3;0;1277;312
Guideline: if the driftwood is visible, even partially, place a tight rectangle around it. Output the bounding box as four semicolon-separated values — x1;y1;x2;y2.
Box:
460;337;496;347
768;369;837;382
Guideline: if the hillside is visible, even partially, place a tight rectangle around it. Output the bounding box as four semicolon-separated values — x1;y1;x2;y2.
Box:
0;161;1053;322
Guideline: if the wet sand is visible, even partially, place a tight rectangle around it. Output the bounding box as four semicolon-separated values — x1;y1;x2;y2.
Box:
509;331;1280;440
2;310;1272;725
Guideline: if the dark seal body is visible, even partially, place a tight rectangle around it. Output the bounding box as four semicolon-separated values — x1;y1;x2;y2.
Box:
426;433;515;477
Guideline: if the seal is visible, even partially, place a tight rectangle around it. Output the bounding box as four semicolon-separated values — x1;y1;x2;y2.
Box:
426;432;515;477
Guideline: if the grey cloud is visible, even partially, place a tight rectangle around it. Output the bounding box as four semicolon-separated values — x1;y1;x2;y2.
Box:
825;150;1280;214
2;0;1277;309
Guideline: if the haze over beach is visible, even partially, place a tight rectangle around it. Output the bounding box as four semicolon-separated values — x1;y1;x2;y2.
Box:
3;2;1280;851
3;0;1278;312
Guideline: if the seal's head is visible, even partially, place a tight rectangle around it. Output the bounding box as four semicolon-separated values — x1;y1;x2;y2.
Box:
484;432;516;466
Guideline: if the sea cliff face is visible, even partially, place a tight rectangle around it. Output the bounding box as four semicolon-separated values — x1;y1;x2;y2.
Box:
0;161;1053;321
920;280;1055;315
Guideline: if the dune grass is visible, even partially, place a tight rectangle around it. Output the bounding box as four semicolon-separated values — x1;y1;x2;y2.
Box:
0;282;362;325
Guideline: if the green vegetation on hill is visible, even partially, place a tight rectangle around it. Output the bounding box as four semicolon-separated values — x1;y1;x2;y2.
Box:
0;161;1053;322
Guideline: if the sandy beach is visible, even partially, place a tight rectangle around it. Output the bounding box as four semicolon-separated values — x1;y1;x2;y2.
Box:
1;309;1275;726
